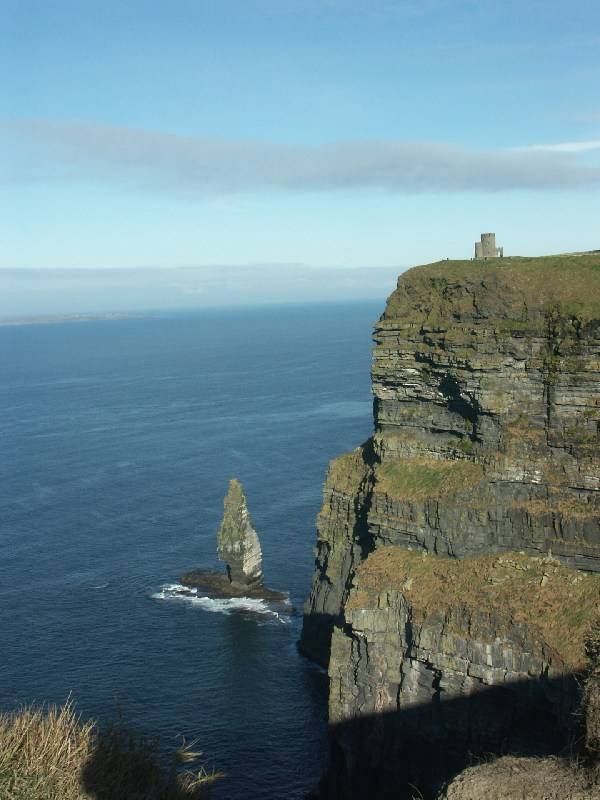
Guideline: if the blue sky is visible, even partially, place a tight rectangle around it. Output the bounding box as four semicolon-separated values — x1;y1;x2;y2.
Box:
1;0;599;271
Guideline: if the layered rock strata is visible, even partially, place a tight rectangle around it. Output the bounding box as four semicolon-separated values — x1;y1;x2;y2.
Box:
439;620;600;800
301;254;600;797
300;445;374;667
370;256;599;568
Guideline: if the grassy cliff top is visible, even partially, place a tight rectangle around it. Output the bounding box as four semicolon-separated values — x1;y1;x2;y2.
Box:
349;546;600;669
382;252;600;324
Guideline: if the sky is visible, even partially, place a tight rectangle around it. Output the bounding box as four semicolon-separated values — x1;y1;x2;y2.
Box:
1;0;599;301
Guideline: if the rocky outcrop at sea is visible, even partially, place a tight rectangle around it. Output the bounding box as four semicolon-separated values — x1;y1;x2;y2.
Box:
182;479;288;607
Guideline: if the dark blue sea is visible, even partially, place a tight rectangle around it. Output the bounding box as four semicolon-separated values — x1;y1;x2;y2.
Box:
0;302;379;800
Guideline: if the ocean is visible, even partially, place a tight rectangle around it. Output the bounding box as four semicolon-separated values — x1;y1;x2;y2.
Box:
0;302;379;800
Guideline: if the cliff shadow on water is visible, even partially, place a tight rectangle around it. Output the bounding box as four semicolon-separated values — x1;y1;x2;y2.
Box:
315;658;584;800
80;725;217;800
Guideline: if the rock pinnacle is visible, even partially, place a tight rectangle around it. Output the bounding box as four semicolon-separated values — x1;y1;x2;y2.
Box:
217;479;263;588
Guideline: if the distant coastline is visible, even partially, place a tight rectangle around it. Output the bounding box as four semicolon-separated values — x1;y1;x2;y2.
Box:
0;300;385;329
0;312;144;327
0;265;401;321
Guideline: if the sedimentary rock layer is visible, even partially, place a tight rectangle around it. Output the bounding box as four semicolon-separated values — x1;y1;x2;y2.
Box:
301;255;600;662
299;446;374;665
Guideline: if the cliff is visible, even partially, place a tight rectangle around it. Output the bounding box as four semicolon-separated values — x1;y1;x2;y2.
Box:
300;253;600;798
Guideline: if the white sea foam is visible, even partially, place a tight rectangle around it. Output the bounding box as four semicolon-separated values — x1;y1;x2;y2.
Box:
151;583;290;623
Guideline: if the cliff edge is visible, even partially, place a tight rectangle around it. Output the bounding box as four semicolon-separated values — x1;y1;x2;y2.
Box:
300;253;600;799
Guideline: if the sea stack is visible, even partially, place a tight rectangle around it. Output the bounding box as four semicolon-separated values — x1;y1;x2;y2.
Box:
180;479;288;607
217;479;263;588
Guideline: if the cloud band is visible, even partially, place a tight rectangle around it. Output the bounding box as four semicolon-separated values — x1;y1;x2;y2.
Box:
3;118;600;195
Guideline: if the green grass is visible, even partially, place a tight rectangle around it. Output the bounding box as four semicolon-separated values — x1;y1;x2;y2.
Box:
375;456;483;502
382;253;600;326
565;424;598;446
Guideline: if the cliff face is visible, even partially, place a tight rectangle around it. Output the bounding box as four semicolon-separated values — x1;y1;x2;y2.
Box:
301;254;600;798
371;256;599;565
325;549;598;798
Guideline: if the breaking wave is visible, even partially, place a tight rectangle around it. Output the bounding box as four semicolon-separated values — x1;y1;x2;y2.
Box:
151;583;290;624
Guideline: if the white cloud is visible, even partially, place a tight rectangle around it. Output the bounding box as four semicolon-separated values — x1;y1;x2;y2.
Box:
519;140;600;153
2;118;600;196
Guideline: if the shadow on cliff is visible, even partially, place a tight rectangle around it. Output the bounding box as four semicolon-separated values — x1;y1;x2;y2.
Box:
306;639;585;799
81;725;216;800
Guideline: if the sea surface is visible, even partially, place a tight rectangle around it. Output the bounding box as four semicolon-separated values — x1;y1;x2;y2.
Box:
0;302;380;799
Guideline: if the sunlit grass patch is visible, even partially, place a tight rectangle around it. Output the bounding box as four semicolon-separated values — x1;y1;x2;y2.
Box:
375;457;483;502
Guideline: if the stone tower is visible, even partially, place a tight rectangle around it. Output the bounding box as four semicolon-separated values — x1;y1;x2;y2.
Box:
474;232;503;259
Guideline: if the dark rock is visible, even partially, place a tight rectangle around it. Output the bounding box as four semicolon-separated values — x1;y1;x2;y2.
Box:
180;569;290;609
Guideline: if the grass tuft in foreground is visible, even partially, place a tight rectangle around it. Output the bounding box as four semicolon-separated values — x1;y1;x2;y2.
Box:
0;700;223;800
